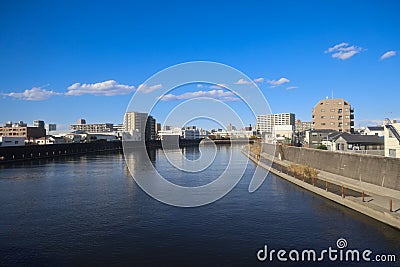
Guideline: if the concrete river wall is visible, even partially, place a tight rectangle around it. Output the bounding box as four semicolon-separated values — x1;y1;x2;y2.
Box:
0;141;122;164
262;144;400;191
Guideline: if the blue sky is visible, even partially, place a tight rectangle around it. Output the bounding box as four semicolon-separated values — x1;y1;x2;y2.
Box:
1;0;399;130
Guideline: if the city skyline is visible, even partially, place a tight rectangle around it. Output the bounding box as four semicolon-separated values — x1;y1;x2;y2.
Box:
1;1;399;130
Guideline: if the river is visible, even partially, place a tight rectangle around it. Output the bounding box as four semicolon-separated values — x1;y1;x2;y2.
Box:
1;145;399;266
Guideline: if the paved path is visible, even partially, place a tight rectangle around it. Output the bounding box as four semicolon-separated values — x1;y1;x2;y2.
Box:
242;148;400;229
270;154;400;216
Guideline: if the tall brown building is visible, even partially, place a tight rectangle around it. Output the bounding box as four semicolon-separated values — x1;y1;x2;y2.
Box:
312;98;354;133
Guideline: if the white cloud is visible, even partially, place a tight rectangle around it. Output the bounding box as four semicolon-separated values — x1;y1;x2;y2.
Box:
326;42;348;53
286;86;298;90
209;83;228;89
267;77;290;86
234;78;251;85
66;80;134;96
3;87;61;101
137;83;162;94
253;77;264;83
325;42;364;60
380;51;396;61
160;89;239;102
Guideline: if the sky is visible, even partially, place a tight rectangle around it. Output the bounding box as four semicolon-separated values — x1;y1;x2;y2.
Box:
0;0;399;130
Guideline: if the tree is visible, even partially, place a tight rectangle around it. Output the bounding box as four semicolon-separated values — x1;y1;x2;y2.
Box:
316;145;328;150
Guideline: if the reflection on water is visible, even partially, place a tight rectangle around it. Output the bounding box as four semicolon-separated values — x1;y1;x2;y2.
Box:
0;146;399;267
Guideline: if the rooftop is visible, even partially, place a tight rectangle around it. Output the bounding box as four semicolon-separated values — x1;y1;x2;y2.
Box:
366;126;384;131
336;132;384;145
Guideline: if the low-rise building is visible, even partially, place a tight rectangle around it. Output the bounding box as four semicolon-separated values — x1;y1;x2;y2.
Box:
304;129;338;148
113;124;124;133
384;120;400;158
333;133;384;153
158;126;201;140
0;136;25;147
273;125;294;144
182;126;200;140
363;126;384;137
158;126;182;140
210;129;256;139
63;131;118;143
34;136;68;145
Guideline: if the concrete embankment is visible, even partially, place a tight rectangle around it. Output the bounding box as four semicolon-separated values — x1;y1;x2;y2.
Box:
0;141;122;164
270;144;400;191
242;145;400;230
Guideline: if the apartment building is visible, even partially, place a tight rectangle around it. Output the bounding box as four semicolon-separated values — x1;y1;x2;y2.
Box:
123;112;156;141
256;113;295;134
312;98;354;133
70;121;114;133
0;121;46;139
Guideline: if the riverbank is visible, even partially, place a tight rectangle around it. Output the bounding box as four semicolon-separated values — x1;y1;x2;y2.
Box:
0;141;122;164
0;139;205;165
242;145;400;230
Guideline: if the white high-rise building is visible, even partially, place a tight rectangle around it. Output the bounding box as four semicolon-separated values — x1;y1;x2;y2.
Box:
256;113;295;134
123;112;155;141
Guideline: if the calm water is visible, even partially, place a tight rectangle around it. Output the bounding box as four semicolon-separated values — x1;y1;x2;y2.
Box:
1;145;400;266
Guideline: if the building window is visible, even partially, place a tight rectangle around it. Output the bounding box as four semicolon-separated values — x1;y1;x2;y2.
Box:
338;123;342;127
338;109;342;113
330;109;335;112
345;122;349;126
330;116;335;119
321;123;326;126
338;116;343;120
345;115;350;119
321;116;326;119
321;109;325;112
330;122;335;125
